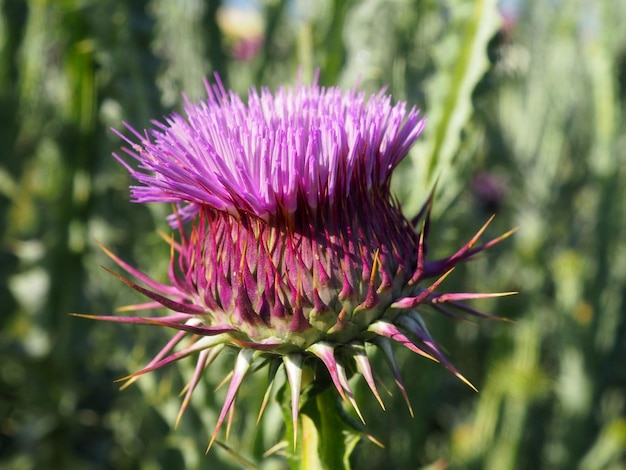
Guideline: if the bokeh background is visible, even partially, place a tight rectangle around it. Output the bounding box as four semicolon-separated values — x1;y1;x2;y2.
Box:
1;0;625;469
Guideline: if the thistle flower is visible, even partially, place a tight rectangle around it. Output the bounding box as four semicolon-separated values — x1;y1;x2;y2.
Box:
81;76;514;450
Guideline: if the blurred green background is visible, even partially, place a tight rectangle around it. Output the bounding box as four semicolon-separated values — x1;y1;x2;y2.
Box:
1;0;625;468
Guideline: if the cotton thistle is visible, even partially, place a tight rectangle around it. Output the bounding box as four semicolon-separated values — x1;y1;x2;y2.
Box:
80;76;514;450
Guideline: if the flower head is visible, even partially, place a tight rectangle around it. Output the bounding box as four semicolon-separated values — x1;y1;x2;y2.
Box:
114;77;423;222
84;75;514;449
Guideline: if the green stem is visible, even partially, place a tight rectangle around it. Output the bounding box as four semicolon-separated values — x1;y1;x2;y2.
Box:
286;385;361;470
300;410;323;470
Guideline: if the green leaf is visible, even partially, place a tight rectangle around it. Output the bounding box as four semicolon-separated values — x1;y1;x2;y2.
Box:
408;0;501;212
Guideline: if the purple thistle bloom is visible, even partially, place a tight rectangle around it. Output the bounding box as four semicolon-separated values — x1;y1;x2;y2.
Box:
113;78;423;223
81;75;514;449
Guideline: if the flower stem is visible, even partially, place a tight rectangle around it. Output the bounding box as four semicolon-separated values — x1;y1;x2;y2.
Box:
286;384;361;470
300;410;323;470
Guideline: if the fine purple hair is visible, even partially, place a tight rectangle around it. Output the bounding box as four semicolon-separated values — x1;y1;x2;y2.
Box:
112;74;425;223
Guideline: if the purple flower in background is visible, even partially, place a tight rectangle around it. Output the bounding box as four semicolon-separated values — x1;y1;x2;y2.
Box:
80;76;514;449
472;171;508;213
217;6;265;62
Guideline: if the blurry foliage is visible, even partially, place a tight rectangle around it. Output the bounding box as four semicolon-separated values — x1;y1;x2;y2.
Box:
1;0;625;469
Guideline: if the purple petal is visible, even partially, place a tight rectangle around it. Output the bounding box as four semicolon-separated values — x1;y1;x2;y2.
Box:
391;268;455;310
256;360;281;426
176;347;223;428
283;354;303;447
400;314;477;392
335;360;365;424
431;291;518;304
101;266;205;315
307;342;347;403
368;321;437;362
373;337;414;417
207;349;254;451
97;241;181;296
119;335;227;384
351;343;385;410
